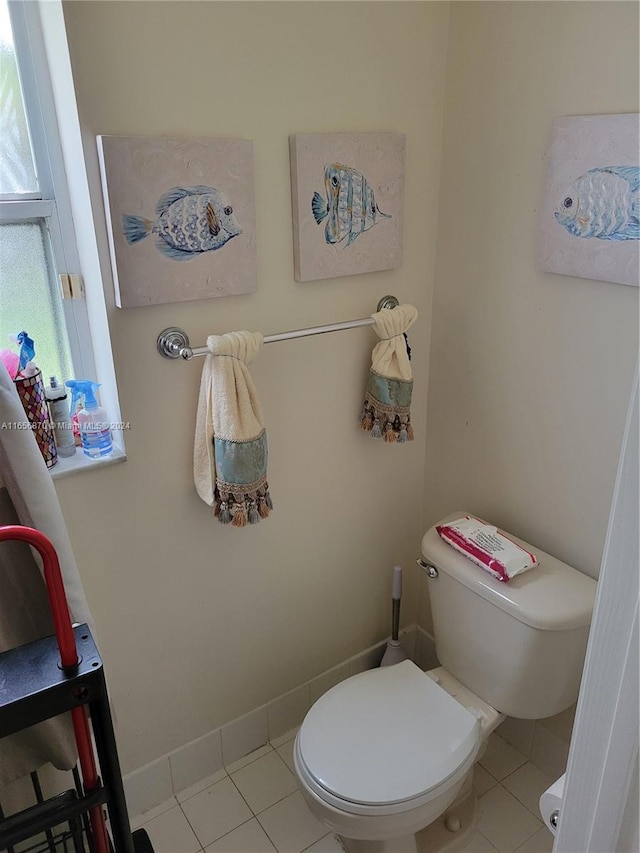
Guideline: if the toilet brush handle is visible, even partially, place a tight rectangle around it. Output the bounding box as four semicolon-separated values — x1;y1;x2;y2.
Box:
391;598;401;641
392;565;402;600
391;566;402;641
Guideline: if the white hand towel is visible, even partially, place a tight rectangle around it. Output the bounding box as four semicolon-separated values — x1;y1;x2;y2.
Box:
194;331;272;526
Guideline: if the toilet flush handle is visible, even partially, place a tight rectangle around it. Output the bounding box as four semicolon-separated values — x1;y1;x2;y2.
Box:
417;558;438;578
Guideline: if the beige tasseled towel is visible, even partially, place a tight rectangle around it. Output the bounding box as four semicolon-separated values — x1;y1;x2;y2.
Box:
194;331;273;526
360;303;418;442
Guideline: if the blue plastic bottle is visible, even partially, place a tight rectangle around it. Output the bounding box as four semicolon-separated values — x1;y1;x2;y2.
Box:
66;380;113;458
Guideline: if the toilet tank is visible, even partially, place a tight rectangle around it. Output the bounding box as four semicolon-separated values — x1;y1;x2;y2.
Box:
421;513;597;719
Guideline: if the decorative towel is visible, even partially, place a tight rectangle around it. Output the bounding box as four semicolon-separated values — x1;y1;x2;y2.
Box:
194;331;273;526
360;303;418;442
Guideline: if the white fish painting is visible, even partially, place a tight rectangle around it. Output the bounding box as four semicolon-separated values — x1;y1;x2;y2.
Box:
122;185;242;261
311;163;391;247
536;114;639;288
97;134;258;306
554;166;640;241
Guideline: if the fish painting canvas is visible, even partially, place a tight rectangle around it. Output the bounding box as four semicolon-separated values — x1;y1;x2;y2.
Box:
97;136;257;307
537;115;639;287
290;133;405;282
311;164;391;247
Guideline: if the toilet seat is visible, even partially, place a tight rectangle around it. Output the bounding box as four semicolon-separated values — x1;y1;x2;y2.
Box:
295;660;480;817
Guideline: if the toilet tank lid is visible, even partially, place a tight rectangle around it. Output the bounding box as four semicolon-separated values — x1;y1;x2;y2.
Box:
421;513;597;630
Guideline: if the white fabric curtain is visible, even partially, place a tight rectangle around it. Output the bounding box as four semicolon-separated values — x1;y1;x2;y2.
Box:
0;365;93;786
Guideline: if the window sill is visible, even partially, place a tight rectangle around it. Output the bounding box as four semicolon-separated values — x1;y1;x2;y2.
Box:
49;445;126;479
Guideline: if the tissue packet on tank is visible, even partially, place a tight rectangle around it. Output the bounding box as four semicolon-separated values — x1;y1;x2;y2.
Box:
436;516;538;582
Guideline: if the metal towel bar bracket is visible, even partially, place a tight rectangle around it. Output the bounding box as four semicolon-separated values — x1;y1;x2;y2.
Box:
156;295;399;360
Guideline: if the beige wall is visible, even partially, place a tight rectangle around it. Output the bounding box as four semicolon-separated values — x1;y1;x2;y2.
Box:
57;1;449;773
422;0;639;601
55;0;638;777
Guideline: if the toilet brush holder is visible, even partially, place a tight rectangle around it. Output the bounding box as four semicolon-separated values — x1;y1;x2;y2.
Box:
380;566;408;667
381;637;408;666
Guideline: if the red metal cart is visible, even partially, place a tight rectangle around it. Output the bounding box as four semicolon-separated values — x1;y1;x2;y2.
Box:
0;525;153;853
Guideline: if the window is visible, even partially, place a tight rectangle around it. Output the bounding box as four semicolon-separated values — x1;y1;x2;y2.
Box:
0;0;95;386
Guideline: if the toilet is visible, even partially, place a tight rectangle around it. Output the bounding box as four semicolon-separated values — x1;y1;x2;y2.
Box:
293;513;597;853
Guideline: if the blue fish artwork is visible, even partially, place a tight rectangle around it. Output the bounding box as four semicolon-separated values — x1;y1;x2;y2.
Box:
311;164;391;247
122;185;242;261
554;166;640;241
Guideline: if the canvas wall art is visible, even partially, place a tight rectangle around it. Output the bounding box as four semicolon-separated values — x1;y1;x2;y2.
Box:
290;132;405;282
537;114;639;287
97;135;257;307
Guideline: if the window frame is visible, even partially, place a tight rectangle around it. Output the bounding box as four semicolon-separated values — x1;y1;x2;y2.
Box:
2;0;96;383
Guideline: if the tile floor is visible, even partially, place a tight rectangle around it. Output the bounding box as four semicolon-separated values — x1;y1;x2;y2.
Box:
130;731;556;853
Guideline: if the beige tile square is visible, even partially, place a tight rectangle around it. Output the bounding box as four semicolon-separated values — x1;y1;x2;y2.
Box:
205;818;277;852
477;785;542;853
270;727;299;749
176;768;228;804
536;704;576;744
276;738;296;773
221;707;269;767
258;791;327;853
140;804;201;853
124;756;173;818
231;751;298;814
502;763;553;817
303;834;344;852
459;830;500;852
170;728;223;794
226;744;273;774
130;796;178;831
530;724;569;781
514;826;554;853
496;717;535;759
181;776;253;847
479;734;527;781
474;764;499;797
268;684;313;741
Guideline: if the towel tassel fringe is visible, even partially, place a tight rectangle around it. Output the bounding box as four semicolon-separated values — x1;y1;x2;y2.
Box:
217;493;231;524
384;420;397;443
360;402;374;432
248;501;260;525
232;502;248;527
214;484;272;526
364;405;414;443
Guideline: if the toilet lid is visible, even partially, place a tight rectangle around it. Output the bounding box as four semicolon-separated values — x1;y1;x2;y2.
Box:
297;660;480;807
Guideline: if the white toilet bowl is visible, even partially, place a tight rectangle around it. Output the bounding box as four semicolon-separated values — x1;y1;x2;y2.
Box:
293;660;495;853
293;514;596;852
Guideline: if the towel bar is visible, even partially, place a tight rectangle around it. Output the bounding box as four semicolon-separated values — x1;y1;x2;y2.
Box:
157;295;399;360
